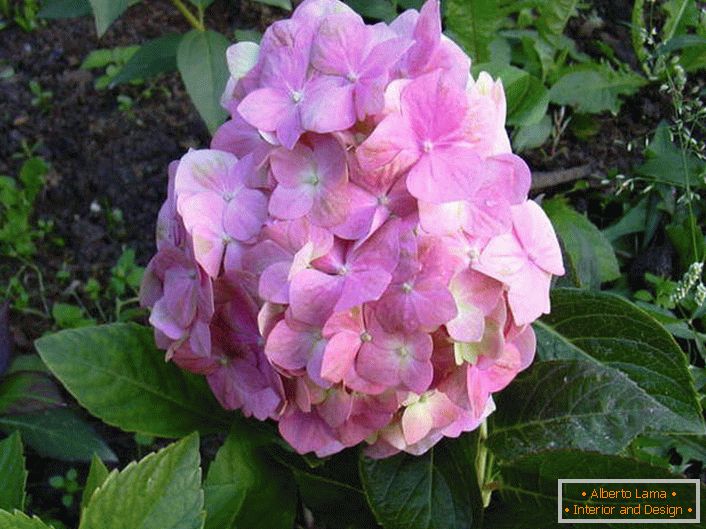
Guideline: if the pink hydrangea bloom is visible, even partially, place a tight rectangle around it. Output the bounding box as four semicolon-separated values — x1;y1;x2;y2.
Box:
142;0;564;459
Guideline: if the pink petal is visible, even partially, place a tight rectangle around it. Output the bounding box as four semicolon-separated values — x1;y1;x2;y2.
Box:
321;331;362;383
237;87;294;133
300;77;356;133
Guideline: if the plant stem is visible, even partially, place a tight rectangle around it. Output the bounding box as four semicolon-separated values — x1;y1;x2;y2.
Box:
170;0;205;31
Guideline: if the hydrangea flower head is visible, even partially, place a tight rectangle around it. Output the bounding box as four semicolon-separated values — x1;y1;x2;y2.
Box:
142;0;564;458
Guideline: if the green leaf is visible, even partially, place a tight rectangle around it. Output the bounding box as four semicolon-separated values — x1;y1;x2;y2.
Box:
487;450;701;528
35;324;230;438
273;449;378;529
0;511;55;529
0;432;27;512
445;0;500;63
81;454;109;512
233;29;261;43
536;288;705;435
636;122;705;188
359;437;479;529
38;0;92;19
204;424;295;529
536;0;580;40
0;371;63;415
512;114;552;152
543;197;620;289
252;0;292;9
602;197;648;241
110;34;183;86
344;0;396;21
488;360;660;461
0;409;116;463
79;433;204;529
506;75;549;127
88;0;131;37
661;0;691;43
473;63;548;127
549;64;646;114
177;30;230;134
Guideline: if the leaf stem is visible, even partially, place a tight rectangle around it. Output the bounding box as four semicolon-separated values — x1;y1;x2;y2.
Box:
169;0;205;31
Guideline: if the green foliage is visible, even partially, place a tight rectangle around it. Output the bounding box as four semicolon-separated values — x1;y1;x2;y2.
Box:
38;0;92;19
0;157;49;259
0;409;116;463
536;289;704;434
80;46;139;90
549;63;646;115
203;425;296;529
489;359;660;460
543;197;620;288
35;323;231;438
0;511;55;529
444;0;500;64
253;0;292;9
344;0;394;21
87;0;132;37
51;303;96;329
28;80;53;112
535;0;580;41
0;432;27;512
360;435;482;529
177;30;230;134
486;450;703;527
49;467;82;509
79;433;204;529
109;34;182;87
81;455;109;511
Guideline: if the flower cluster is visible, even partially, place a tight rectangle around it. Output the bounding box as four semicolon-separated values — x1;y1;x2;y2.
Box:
141;0;564;457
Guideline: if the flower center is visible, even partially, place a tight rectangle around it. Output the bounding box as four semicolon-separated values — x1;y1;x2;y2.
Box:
422;140;434;153
360;331;372;342
402;281;413;293
291;90;303;103
347;71;359;82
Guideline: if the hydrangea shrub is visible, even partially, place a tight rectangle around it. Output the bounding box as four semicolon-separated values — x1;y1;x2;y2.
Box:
140;0;564;458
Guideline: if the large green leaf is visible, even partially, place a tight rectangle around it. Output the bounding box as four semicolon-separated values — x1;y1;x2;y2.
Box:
0;409;116;463
445;0;499;63
536;289;705;434
110;34;183;87
88;0;131;37
204;425;295;529
273;448;378;529
486;450;705;528
35;323;230;438
81;454;109;512
177;30;230;133
38;0;92;19
543;197;620;289
488;360;659;461
80;433;204;529
0;511;54;529
549;64;646;114
359;437;480;529
0;432;26;512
